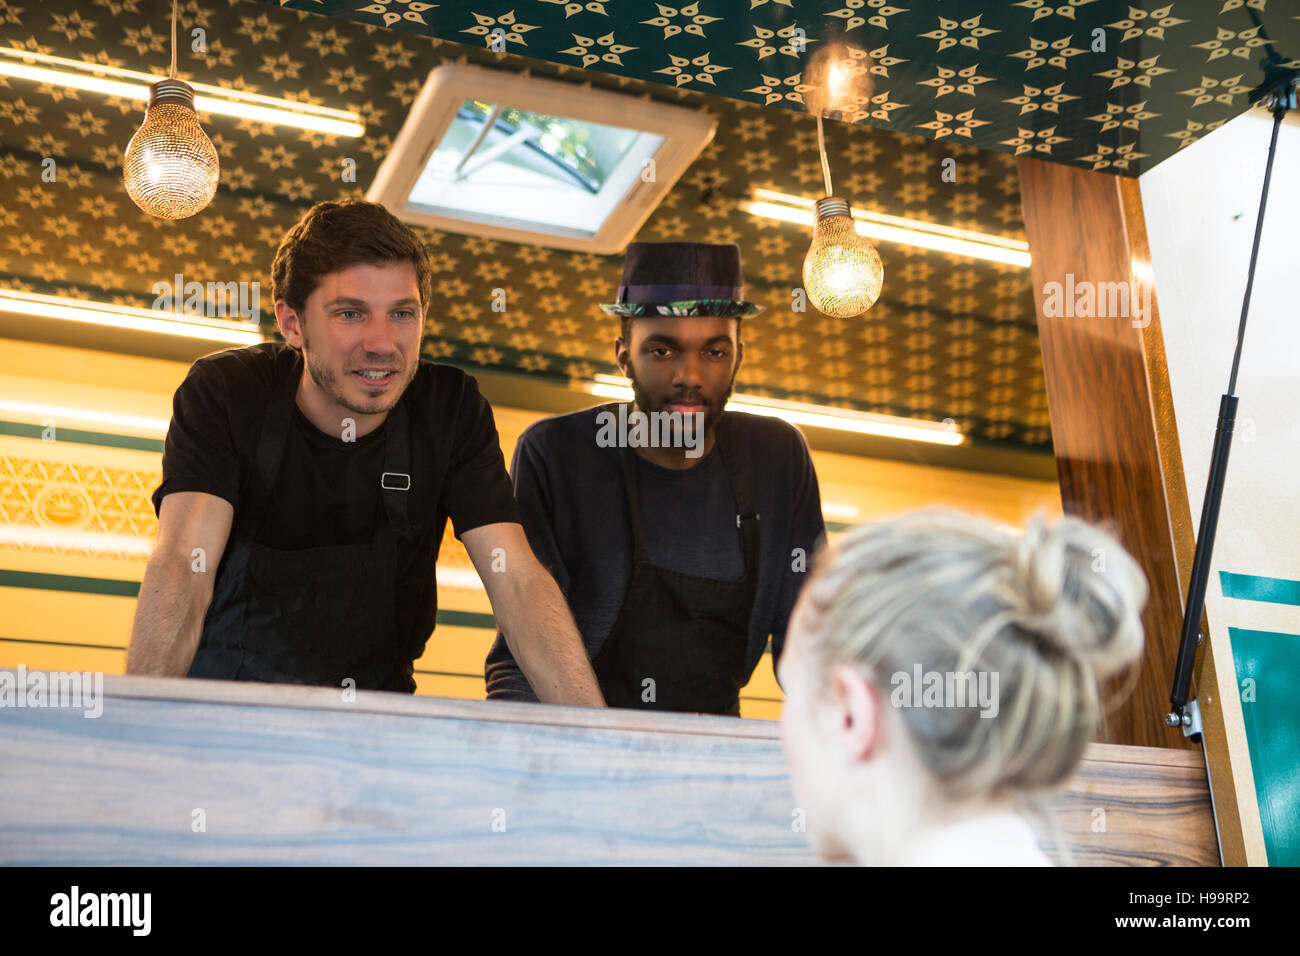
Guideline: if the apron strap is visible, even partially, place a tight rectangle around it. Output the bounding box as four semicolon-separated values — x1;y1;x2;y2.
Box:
618;436;652;563
380;397;413;540
249;351;302;534
713;414;761;576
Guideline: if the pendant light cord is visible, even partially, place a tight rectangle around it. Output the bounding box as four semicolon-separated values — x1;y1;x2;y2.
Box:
169;0;179;79
817;113;833;196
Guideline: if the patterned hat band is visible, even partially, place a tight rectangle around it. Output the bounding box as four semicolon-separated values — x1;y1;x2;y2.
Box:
616;283;744;304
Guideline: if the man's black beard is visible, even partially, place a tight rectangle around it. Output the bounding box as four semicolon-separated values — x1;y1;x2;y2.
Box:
626;361;737;440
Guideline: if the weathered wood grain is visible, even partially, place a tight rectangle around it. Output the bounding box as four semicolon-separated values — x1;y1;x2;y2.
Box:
0;675;1218;865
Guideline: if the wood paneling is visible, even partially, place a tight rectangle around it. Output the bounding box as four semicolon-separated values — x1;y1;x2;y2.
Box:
1117;177;1246;865
0;675;1217;865
1017;157;1195;752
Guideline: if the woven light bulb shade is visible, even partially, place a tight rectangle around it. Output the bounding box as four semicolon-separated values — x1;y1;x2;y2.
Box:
123;79;220;220
802;197;884;318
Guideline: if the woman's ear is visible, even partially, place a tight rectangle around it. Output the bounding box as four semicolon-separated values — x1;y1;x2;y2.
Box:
828;664;882;764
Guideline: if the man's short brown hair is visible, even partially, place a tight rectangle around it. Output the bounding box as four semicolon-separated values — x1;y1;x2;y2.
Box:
271;200;433;317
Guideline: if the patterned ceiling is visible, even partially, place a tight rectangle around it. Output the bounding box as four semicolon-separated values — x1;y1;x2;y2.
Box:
264;0;1300;177
0;0;1059;450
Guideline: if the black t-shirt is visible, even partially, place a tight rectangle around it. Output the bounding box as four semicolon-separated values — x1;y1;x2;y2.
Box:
635;446;744;581
151;341;521;656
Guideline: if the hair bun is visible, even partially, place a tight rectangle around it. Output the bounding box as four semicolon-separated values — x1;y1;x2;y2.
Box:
1011;513;1148;681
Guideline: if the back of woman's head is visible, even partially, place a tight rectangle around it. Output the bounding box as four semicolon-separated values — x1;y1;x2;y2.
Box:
798;508;1148;801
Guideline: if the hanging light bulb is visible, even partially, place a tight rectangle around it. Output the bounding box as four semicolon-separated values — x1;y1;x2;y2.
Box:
122;0;218;220
798;39;884;318
123;79;219;219
803;197;883;318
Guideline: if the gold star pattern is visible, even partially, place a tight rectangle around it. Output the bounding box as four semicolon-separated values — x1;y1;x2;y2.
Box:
559;31;637;69
1008;35;1088;70
304;26;351;58
1103;4;1190;43
48;11;98;42
1011;0;1101;22
1177;73;1251;109
999;126;1070;156
917;108;992;140
461;11;540;49
1191;25;1270;63
1164;118;1226;150
537;0;610;19
736;23;815;61
1004;82;1081;115
744;71;813;105
919;14;1000;52
640;4;722;41
234;11;285;46
827;0;908;33
1095;54;1175;90
1083;100;1161;133
916;64;997;98
656;51;730;88
1076;141;1151;171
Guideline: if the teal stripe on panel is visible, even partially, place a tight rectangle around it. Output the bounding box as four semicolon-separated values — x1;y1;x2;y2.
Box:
1228;626;1300;868
1220;571;1300;607
0;636;127;652
0;569;139;597
0;568;498;631
0;420;165;454
435;608;496;630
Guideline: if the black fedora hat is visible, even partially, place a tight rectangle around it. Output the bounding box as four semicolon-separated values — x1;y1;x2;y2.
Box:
599;241;764;317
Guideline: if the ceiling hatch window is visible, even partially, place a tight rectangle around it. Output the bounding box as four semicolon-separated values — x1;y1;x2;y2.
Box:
368;65;716;253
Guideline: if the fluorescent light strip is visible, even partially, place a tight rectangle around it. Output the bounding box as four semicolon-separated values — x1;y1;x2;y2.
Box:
0;289;263;345
0;524;153;557
0;399;169;436
0;47;363;137
821;502;861;520
586;374;963;446
746;189;1031;267
437;566;488;593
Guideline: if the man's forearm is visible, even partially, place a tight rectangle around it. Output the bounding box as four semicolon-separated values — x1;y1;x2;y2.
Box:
500;569;605;707
126;554;209;677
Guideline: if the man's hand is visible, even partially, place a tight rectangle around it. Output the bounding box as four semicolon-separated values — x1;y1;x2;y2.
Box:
461;522;606;707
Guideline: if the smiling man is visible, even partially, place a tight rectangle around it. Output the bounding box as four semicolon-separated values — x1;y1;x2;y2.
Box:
127;200;604;705
485;242;827;715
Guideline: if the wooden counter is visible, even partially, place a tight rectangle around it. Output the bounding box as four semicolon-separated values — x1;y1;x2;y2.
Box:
0;674;1220;865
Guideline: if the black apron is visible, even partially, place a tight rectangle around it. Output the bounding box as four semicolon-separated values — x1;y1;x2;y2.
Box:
592;416;760;716
188;350;418;692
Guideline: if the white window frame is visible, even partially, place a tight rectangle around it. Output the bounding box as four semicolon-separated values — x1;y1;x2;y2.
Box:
367;64;717;254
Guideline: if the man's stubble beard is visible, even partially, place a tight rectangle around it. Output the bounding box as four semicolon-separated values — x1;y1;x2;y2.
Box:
300;325;413;417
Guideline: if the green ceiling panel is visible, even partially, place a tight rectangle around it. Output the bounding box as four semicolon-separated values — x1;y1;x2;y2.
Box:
259;0;1300;176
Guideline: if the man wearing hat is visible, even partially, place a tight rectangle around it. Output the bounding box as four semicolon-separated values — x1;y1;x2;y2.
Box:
485;242;826;715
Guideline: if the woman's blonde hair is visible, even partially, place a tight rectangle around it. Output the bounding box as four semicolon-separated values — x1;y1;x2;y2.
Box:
799;508;1148;802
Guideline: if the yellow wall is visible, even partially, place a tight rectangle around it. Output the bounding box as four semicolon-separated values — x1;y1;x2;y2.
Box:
0;337;1062;720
